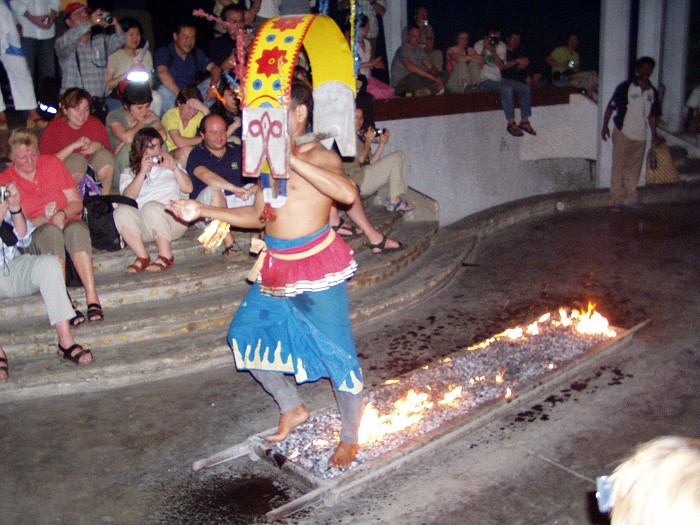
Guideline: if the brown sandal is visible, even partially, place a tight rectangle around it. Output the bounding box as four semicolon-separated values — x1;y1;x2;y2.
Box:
145;255;174;272
126;256;151;274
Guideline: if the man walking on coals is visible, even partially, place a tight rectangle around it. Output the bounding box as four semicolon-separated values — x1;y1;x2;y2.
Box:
168;79;363;468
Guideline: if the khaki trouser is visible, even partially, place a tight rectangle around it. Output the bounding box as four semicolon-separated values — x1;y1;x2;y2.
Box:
610;128;647;206
360;151;408;201
113;201;189;243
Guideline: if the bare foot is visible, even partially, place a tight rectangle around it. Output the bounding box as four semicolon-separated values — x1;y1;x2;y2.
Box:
328;441;359;468
264;405;309;442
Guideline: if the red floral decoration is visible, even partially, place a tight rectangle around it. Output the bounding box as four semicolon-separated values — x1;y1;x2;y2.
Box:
256;47;287;78
271;17;305;31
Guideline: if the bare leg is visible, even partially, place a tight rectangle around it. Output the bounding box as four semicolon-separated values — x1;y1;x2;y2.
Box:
154;236;174;259
56;320;92;364
343;192;400;250
120;227;150;259
329;204;363;236
70;251;101;307
96;164;114;196
265;405;310;442
328;442;359;468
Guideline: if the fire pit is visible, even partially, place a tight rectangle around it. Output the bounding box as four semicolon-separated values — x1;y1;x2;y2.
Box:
271;304;618;479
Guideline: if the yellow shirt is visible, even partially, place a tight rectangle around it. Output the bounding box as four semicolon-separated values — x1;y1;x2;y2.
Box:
162;107;204;152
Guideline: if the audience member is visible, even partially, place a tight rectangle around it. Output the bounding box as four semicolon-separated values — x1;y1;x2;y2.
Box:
391;26;445;97
106;83;166;182
446;30;483;94
684;84;700;133
0;1;49;130
115;127;192;273
501;30;542;88
154;20;221;116
0;182;93;365
601;56;661;211
210;78;242;144
340;0;386;60
186;113;254;257
0;128;104;326
344;17;393;100
346;105;414;212
39;88;115;194
55;2;126;98
425;33;443;72
208;5;253;75
401;6;433;48
11;0;59;105
105;16;160;115
161;86;209;164
474;28;536;137
546;32;598;96
605;436;700;525
279;0;311;15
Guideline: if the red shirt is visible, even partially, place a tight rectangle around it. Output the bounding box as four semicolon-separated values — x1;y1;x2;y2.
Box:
39;115;113;159
0;155;78;220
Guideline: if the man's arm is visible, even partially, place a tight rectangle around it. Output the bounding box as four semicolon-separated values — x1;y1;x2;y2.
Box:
157;65;180;95
192;165;247;197
601;106;614;141
54;22;90;58
291;144;356;206
167;187;264;229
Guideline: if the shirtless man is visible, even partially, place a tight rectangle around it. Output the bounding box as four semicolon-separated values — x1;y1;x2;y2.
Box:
168;79;363;468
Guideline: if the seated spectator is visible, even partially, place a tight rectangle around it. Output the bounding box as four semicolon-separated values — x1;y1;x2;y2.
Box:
210;78;242;144
208;5;254;75
446;30;483;94
0;183;93;365
502;30;542;88
339;0;386;60
105;16;161;115
55;2;126;99
106;82;166;184
0;1;49;129
186;114;255;258
474;28;536;137
154;20;221;116
115;127;192;273
546;32;598;96
346;105;414;212
1;129;104;326
391;26;446;97
401;6;433;48
161;86;209;165
343;16;393;100
39;88;116;194
426;33;443;72
605;436;700;525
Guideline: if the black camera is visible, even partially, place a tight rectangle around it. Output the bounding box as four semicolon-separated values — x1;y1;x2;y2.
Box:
99;11;113;24
0;221;18;246
372;128;386;143
488;35;499;46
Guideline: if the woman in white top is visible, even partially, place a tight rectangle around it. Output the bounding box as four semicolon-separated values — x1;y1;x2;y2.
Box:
114;127;192;274
105;17;161;115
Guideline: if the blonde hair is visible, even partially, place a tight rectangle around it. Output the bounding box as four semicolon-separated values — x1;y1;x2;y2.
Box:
8;128;39;157
610;436;700;525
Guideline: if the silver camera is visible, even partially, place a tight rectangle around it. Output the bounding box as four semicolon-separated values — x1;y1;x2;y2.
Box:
150;156;163;164
0;185;9;202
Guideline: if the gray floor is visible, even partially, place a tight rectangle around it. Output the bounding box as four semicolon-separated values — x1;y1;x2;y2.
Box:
1;202;699;524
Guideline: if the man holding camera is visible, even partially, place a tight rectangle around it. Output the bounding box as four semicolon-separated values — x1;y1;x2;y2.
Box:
0;182;93;369
474;28;536;137
55;2;125;98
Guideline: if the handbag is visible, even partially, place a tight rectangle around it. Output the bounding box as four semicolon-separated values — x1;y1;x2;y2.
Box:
646;143;679;185
83;195;138;252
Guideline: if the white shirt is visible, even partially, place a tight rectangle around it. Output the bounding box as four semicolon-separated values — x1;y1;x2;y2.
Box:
10;0;60;41
119;165;185;208
257;0;281;18
1;211;35;266
473;40;506;82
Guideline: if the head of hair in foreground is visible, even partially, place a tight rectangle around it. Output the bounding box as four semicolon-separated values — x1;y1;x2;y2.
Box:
8;128;39;157
290;78;313;130
609;435;700;525
129;127;163;173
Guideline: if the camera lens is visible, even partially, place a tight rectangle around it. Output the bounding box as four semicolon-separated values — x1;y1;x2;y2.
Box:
102;12;113;23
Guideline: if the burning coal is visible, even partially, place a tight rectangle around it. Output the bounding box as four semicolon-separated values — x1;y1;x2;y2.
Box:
272;304;617;479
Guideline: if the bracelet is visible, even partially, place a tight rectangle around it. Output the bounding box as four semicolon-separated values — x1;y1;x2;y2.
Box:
9;207;22;215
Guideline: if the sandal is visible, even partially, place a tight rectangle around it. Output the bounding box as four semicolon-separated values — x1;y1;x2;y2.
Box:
506;122;524;137
222;244;240;259
384;197;415;212
87;303;104;322
70;309;86;327
332;218;363;237
126;256;151;274
145;255;174;272
369;235;405;255
519;121;537;136
0;349;8;380
57;343;92;365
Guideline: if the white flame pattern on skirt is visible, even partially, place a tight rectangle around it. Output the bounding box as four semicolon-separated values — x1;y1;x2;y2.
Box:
358;303;615;445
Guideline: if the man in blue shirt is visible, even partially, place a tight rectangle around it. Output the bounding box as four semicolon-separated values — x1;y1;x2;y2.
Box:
186;114;255;256
155;21;221;116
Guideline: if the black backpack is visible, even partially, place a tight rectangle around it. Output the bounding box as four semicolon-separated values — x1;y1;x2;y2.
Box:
83;195;138;252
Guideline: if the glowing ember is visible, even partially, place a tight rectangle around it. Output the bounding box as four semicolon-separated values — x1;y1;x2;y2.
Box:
505;387;513;399
359;389;434;444
439;386;463;405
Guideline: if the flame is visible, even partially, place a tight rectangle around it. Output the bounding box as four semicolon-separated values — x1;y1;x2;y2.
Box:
505;387;513;399
439;386;463;405
358;389;433;444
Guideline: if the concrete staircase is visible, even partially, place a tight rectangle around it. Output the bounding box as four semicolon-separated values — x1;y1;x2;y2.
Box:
0;189;450;401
